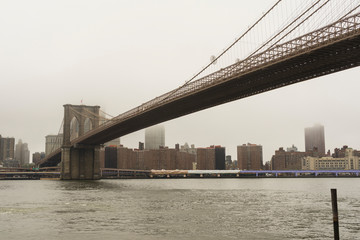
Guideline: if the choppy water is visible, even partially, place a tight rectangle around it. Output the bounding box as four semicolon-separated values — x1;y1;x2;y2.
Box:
0;178;359;240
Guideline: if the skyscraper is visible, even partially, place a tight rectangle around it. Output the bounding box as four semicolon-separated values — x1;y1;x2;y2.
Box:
237;143;263;170
145;125;165;150
0;135;15;163
305;124;325;156
15;139;30;166
45;134;63;156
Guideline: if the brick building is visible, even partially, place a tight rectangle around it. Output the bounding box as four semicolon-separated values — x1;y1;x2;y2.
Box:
271;147;306;170
117;146;137;169
104;146;117;168
237;143;263;170
101;145;196;170
196;146;225;170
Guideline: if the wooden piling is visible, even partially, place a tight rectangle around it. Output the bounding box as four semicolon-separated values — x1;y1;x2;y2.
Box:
331;188;340;240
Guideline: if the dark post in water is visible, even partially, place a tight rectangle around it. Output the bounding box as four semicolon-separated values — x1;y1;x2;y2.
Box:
331;188;340;240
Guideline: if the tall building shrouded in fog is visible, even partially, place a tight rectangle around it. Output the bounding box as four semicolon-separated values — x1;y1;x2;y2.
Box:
305;124;325;156
15;139;30;166
145;125;165;150
237;143;263;170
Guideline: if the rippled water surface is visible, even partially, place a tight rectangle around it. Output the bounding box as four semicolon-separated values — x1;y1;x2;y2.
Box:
0;178;359;239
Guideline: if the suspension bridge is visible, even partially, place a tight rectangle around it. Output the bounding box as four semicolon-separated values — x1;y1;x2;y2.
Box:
39;0;360;179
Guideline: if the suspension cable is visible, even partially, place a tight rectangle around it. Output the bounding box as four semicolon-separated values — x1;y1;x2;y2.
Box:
162;0;283;101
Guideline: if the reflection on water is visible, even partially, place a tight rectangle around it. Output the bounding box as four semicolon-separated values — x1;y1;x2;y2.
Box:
0;178;359;240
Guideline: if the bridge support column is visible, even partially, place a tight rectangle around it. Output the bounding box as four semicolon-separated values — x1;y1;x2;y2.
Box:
61;144;101;180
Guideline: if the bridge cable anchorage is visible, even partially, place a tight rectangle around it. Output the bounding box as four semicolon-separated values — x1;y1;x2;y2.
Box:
161;0;283;102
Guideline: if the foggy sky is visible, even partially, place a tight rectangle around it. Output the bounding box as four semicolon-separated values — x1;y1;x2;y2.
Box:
1;0;359;163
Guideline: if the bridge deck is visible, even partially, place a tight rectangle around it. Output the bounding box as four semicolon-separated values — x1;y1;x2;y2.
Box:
40;13;360;168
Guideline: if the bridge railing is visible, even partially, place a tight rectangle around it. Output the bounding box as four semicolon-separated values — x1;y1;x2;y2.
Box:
73;13;360;144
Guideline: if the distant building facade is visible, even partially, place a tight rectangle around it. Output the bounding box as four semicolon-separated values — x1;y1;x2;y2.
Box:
287;144;298;152
32;152;46;165
138;142;144;150
180;143;196;155
3;159;19;167
0;135;15;163
196;145;225;170
15;139;30;166
118;146;137;169
100;144;196;170
305;124;325;156
145;125;165;150
104;147;118;168
45;134;63;156
104;138;121;147
225;155;235;170
271;147;306;170
303;148;359;170
331;145;360;158
237;143;263;170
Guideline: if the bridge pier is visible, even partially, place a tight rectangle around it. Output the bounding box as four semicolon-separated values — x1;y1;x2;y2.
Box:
60;104;101;180
61;144;101;180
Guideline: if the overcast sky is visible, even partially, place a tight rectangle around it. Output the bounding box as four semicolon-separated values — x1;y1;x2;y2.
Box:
1;0;359;163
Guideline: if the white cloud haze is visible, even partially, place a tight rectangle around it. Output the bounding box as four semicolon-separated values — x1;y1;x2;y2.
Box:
0;0;359;162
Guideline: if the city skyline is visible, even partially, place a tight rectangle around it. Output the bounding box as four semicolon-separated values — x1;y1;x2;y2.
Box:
0;0;359;163
1;119;358;165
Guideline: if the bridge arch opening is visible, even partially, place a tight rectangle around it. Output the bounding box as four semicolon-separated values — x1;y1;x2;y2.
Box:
84;117;92;134
70;116;79;141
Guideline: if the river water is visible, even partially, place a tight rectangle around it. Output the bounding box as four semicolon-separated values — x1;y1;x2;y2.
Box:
0;178;359;240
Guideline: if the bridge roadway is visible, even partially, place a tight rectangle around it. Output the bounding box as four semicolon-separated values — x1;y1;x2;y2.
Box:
41;14;360;167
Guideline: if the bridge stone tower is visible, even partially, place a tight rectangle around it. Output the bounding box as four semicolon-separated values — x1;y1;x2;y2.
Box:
61;104;101;180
